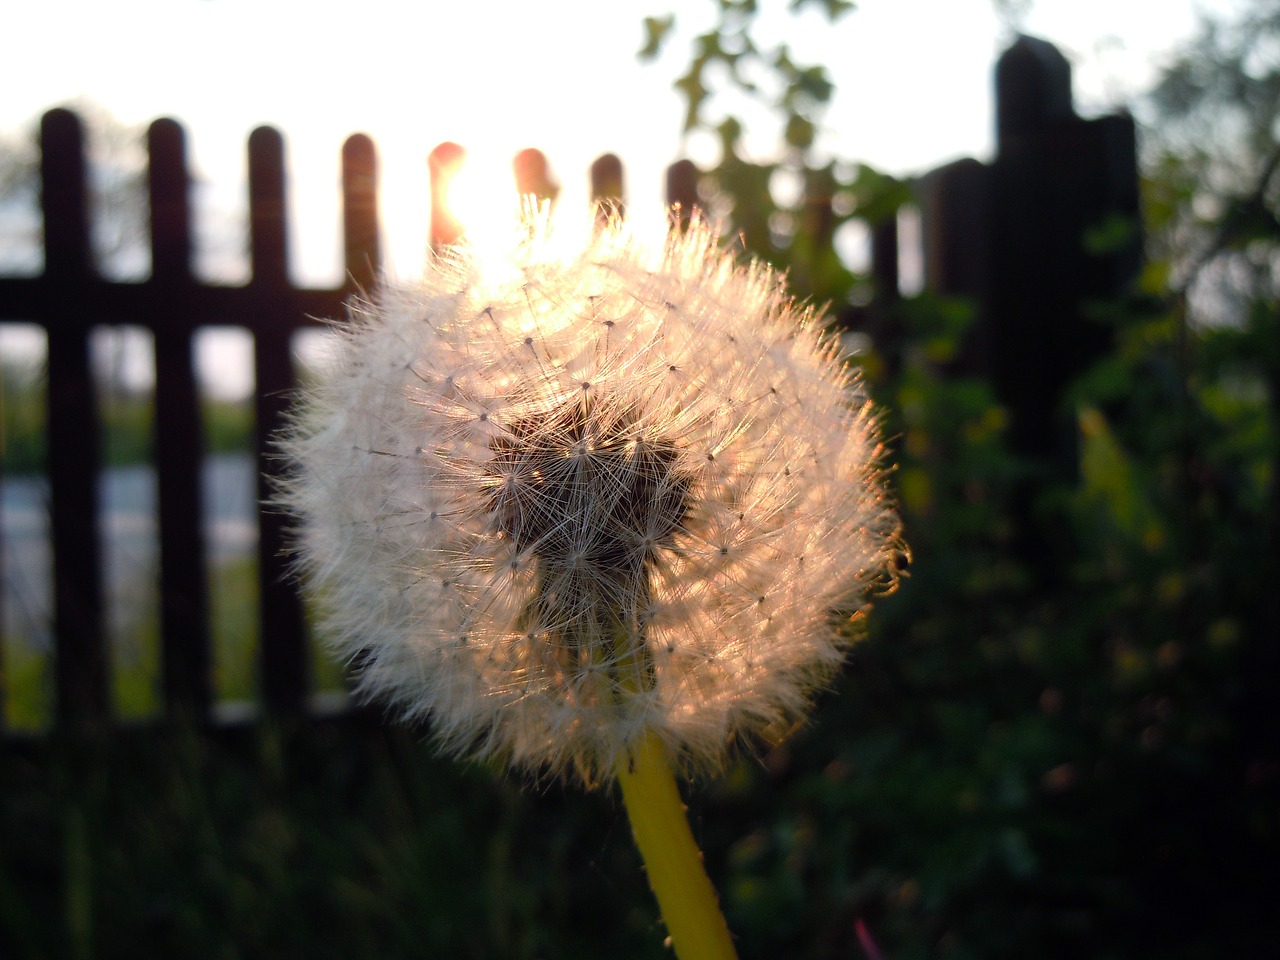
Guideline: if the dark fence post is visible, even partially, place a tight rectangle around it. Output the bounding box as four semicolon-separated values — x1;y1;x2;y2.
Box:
41;108;109;727
918;158;990;304
914;36;1140;472
870;215;901;307
513;148;558;206
248;125;309;717
987;35;1141;477
666;160;698;231
789;165;839;302
591;153;625;224
428;141;465;250
342;134;380;294
906;36;1142;570
148;117;213;722
852;211;905;377
917;157;992;374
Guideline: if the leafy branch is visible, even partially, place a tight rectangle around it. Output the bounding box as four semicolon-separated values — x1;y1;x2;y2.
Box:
639;0;854;151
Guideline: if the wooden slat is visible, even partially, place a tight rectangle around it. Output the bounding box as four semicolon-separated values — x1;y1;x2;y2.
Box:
247;125;308;715
590;153;625;224
665;159;698;230
989;36;1137;477
863;211;905;378
0;277;338;328
147;117;213;721
342;134;379;294
870;214;900;304
428;141;465;250
41;107;109;726
513;148;557;204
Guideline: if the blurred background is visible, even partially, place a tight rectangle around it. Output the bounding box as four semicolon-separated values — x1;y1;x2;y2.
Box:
1;1;1276;958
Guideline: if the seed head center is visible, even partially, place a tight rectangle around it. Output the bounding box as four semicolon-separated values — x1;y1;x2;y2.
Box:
487;399;691;578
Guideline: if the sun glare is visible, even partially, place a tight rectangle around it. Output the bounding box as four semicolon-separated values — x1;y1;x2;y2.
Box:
420;140;603;274
429;143;523;250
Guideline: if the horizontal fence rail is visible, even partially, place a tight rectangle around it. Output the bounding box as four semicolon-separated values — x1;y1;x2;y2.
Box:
0;35;1139;738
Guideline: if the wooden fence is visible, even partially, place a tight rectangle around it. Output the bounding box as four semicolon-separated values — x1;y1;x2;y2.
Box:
0;36;1140;736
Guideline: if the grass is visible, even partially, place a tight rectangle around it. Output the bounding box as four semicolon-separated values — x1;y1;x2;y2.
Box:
210;556;259;708
0;719;669;960
2;375;255;477
2;637;51;731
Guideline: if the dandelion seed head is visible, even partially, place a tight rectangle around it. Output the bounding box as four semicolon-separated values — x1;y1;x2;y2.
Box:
279;213;903;784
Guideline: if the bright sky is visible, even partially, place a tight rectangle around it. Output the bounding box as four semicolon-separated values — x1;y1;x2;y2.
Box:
0;0;1234;394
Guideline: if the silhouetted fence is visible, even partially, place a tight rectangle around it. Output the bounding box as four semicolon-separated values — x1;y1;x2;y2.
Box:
919;36;1141;475
0;36;1139;737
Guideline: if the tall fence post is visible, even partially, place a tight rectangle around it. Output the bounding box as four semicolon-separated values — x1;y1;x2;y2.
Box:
987;35;1141;477
513;148;558;206
912;36;1141;567
591;153;625;224
919;36;1140;467
41;108;109;727
342;134;380;293
917;157;991;374
666;159;698;231
148;117;213;722
248;125;309;717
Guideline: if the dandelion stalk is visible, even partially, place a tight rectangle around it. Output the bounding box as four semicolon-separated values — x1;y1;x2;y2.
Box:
617;732;738;960
277;210;903;954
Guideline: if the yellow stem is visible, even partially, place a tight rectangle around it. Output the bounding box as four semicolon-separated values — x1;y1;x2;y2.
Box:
616;733;739;960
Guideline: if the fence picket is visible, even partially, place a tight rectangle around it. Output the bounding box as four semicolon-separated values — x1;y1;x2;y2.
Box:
591;153;625;223
513;148;557;204
988;36;1140;479
41;107;110;727
147;117;213;720
665;159;697;229
247;125;309;716
342;134;379;293
427;141;465;250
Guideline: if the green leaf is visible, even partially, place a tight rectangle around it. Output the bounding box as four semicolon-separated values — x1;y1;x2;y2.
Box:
1082;213;1140;256
784;113;815;149
638;15;675;61
694;30;731;63
674;66;710;132
717;116;744;154
846;163;912;224
795;65;835;105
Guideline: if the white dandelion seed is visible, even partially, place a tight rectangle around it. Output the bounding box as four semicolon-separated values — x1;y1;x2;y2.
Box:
278;213;902;784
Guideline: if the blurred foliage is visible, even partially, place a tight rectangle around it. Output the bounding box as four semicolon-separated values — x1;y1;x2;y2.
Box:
640;0;853;139
718;282;1278;958
1142;0;1280;317
653;3;1279;958
0;362;253;475
640;0;890;309
1;355;46;473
